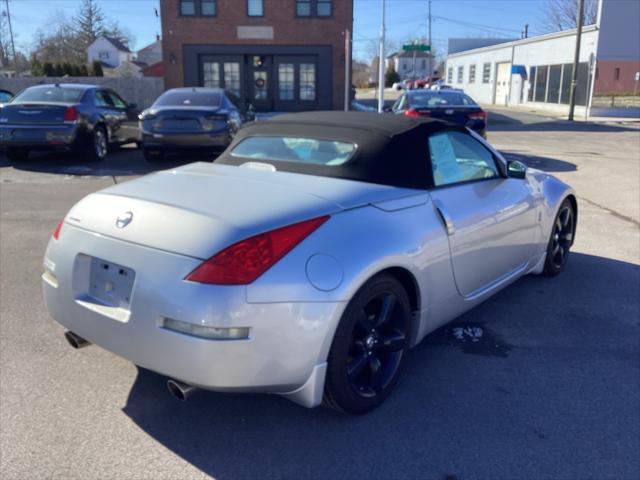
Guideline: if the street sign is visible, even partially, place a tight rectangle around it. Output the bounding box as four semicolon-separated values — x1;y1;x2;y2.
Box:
635;71;640;81
402;44;430;52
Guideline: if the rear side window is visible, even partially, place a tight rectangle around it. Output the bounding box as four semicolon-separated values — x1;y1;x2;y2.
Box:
428;131;499;187
12;86;84;104
94;91;113;107
231;136;356;166
154;90;222;107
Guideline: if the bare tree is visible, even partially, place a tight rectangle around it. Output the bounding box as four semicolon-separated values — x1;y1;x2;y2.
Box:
542;0;598;32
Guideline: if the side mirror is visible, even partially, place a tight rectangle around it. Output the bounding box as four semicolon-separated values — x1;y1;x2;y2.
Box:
507;160;527;179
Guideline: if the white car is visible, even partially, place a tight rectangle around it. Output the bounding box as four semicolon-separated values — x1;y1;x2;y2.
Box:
42;112;577;414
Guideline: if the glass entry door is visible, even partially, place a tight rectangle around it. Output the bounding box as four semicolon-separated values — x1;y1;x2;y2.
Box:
248;55;273;111
200;55;243;98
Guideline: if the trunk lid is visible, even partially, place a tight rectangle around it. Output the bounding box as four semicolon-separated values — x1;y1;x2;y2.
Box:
146;107;227;133
65;162;419;259
0;103;74;125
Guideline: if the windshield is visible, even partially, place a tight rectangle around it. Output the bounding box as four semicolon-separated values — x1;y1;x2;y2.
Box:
154;90;222;107
12;86;85;104
409;92;477;107
230;136;356;166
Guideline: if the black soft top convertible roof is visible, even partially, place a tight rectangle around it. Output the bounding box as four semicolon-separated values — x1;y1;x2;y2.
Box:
216;111;462;189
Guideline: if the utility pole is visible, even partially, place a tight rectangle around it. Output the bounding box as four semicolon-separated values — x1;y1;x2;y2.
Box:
4;0;16;62
377;0;386;113
428;0;432;81
344;29;351;111
568;0;585;121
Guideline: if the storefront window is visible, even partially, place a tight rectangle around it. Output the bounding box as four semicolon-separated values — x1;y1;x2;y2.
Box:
534;65;548;102
203;62;220;88
278;64;295;100
547;64;562;103
528;66;536;102
300;63;316;100
224;62;241;96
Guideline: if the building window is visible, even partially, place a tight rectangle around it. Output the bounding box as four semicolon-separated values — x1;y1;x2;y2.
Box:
201;0;216;15
457;66;463;84
296;0;311;16
224;62;241;96
469;65;476;83
203;62;220;87
99;51;110;59
482;63;491;83
527;66;537;102
247;0;263;16
296;0;331;17
278;63;295;100
317;0;332;16
534;65;548;102
446;67;453;84
547;64;562;103
300;63;316;100
181;0;196;15
614;67;620;80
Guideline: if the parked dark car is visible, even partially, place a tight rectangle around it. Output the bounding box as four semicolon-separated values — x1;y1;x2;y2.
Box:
0;83;139;162
390;90;487;137
139;87;255;161
0;89;13;104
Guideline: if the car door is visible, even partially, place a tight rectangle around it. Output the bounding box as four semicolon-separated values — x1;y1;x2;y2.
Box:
105;90;139;143
94;89;122;143
427;129;538;298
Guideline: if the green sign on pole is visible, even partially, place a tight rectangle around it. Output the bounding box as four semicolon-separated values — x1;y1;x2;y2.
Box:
402;44;431;52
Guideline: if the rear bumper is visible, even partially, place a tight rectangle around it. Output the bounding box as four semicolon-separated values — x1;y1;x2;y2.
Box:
141;130;231;150
0;124;80;150
42;223;344;402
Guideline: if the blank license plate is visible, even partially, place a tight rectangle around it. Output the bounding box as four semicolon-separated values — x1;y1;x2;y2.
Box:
88;257;135;309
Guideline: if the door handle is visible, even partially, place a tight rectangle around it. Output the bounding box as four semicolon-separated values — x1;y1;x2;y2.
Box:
433;199;455;236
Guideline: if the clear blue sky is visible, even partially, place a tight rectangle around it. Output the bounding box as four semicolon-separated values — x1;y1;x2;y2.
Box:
5;0;550;60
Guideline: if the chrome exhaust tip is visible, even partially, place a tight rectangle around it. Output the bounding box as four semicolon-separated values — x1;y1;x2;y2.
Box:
167;379;197;401
64;331;91;349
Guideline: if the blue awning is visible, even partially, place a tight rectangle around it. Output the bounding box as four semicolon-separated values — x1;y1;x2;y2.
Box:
512;65;527;77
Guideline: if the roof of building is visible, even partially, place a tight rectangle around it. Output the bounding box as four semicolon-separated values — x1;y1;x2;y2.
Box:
447;24;598;58
216;112;460;189
102;36;131;53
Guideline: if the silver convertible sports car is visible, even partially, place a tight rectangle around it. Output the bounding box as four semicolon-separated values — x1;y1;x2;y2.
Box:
42;112;577;414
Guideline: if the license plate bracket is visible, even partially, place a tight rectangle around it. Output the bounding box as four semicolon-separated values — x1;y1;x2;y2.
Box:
88;257;135;309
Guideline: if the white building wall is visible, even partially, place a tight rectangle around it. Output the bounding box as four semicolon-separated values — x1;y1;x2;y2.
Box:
445;27;599;113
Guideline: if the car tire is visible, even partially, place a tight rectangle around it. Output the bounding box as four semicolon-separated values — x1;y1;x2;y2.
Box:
83;126;107;162
543;198;576;276
323;274;411;415
6;148;30;162
143;148;164;162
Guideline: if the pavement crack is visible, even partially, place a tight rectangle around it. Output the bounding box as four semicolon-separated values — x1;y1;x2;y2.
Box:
577;195;640;227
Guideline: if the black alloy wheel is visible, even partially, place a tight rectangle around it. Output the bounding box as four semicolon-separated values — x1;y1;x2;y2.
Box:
324;274;411;414
543;199;575;276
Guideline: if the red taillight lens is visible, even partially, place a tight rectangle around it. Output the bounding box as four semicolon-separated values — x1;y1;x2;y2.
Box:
63;106;78;123
467;111;487;121
52;219;64;240
185;215;330;285
404;108;429;117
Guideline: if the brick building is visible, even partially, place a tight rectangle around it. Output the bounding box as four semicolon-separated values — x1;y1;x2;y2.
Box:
160;0;353;111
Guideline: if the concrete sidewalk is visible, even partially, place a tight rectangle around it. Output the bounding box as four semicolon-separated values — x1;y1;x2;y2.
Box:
483;103;640;125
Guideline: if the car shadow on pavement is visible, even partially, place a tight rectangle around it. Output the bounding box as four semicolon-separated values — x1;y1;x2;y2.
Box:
0;147;218;177
500;151;577;172
488;111;639;133
122;252;639;480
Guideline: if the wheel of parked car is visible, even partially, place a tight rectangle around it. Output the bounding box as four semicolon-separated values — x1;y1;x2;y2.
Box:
543;198;576;276
324;274;411;415
5;148;30;162
83;126;107;162
143;148;164;162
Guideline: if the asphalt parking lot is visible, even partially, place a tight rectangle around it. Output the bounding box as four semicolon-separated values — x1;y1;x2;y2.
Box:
1;110;639;480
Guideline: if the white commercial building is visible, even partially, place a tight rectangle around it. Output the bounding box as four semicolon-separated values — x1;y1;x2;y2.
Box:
444;0;640;117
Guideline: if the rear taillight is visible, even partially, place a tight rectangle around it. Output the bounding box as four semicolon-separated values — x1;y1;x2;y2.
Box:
185;215;330;285
467;111;487;121
63;106;78;124
52;219;64;240
404;108;425;117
